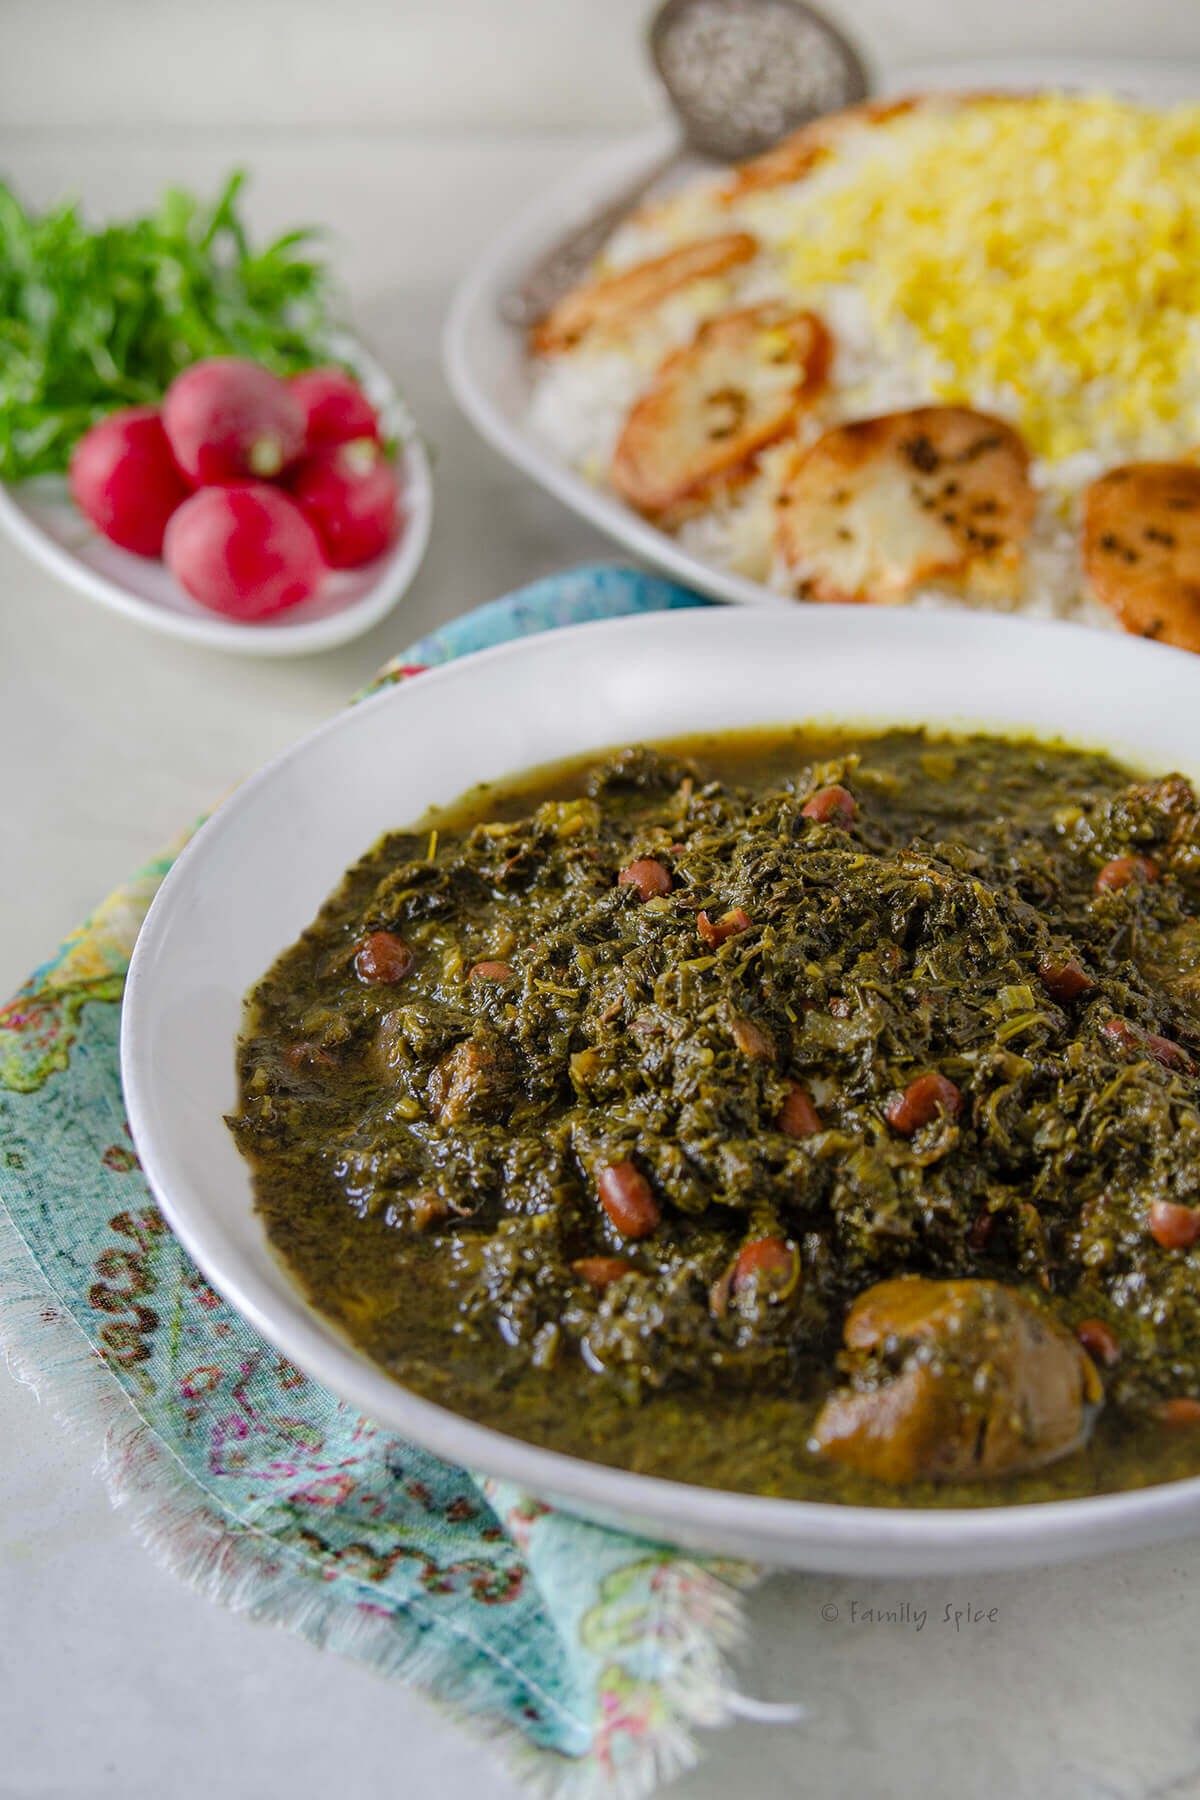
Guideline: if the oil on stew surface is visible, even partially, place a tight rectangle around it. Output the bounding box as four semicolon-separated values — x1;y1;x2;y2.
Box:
228;728;1200;1506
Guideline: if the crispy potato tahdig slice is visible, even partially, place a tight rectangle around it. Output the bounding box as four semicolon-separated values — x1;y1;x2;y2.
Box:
720;91;1014;201
722;96;922;199
775;406;1034;605
1083;463;1200;651
529;232;758;357
609;305;832;525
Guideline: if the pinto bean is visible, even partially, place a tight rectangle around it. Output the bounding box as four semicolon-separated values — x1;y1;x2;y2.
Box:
1101;1018;1193;1072
596;1161;660;1239
697;906;751;948
617;858;672;900
469;960;515;984
1144;1031;1194;1072
1095;855;1159;894
733;1236;799;1295
1100;1018;1138;1055
777;1081;822;1137
711;1236;799;1315
801;784;857;825
1148;1200;1200;1250
1159;1397;1200;1427
354;931;415;984
572;1256;636;1290
1038;956;1094;1003
1075;1318;1121;1367
884;1071;963;1136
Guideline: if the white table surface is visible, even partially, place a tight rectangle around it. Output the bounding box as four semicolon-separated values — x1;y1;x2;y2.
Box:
4;125;1200;1800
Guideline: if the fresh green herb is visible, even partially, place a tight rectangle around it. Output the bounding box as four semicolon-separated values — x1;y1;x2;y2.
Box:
230;730;1200;1507
0;171;338;481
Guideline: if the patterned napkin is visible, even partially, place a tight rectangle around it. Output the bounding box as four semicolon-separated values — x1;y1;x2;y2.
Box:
0;564;775;1799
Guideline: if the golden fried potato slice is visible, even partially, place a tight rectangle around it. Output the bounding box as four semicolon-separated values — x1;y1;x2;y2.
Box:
609;305;831;525
775;406;1034;604
722;92;1015;201
723;96;922;199
529;232;758;357
1083;462;1200;651
812;1278;1102;1485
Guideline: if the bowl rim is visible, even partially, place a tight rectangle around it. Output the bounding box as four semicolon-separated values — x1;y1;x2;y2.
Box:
121;604;1200;1569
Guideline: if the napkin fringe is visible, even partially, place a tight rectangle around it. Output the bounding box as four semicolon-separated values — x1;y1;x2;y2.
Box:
0;1194;753;1799
2;571;777;1799
0;1204;544;1770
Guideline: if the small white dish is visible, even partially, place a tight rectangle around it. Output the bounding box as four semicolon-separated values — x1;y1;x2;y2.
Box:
0;339;432;657
444;56;1200;611
122;603;1200;1574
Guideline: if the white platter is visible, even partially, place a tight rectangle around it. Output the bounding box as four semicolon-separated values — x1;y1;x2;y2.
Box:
444;57;1200;610
0;339;433;657
122;603;1200;1575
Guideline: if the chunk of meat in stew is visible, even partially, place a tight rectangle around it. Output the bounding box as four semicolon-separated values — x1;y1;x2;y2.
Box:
811;1278;1103;1484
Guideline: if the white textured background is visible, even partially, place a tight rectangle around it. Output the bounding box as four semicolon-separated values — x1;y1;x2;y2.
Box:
5;0;1200;132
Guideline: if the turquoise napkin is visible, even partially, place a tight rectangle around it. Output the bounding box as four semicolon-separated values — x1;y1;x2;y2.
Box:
0;564;768;1797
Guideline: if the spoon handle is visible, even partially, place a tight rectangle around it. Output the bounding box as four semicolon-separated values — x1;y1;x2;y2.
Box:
500;144;685;330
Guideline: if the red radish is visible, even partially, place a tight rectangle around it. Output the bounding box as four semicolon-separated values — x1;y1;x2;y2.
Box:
164;485;325;620
162;358;305;486
289;438;401;568
69;407;190;556
289;367;380;447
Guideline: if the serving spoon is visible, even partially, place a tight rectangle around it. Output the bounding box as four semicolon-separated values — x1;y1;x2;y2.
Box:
502;0;869;329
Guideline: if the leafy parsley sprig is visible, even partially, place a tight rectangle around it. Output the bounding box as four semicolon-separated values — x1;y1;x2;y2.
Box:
0;171;338;481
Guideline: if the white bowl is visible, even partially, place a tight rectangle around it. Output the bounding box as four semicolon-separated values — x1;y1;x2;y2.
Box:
444;56;1199;612
121;605;1200;1572
0;340;433;657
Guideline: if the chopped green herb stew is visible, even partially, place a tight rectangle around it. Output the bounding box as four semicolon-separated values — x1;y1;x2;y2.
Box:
228;729;1200;1505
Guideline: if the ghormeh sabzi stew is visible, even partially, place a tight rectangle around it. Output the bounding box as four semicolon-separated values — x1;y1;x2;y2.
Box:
229;730;1200;1506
